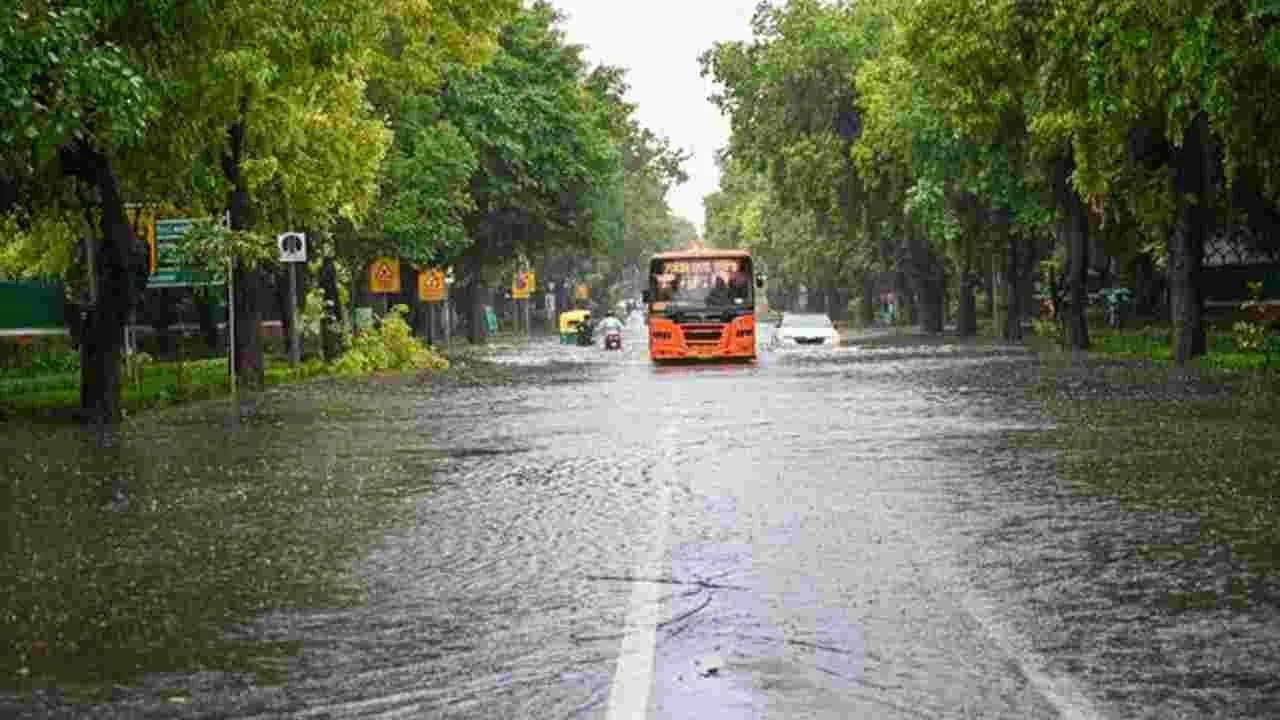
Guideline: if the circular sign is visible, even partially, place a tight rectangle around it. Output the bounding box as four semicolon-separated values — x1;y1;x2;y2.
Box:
277;232;306;262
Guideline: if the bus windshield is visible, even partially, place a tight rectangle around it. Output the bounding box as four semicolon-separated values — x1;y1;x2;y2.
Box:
650;257;753;308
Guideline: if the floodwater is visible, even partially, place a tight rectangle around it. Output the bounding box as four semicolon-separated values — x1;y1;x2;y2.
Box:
3;313;1279;718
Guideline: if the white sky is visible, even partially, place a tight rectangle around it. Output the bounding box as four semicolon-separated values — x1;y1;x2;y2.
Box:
551;0;758;235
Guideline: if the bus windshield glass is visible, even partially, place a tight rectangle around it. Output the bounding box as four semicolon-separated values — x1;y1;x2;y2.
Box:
650;258;753;308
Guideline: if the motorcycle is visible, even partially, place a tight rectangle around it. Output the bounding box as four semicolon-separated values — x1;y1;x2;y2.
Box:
575;322;594;347
604;329;622;351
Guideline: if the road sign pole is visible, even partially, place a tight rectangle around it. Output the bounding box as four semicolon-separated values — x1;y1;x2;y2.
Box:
443;299;451;345
225;210;237;414
287;261;300;365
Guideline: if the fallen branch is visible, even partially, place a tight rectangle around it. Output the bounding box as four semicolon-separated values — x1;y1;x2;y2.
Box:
572;591;715;644
586;574;748;591
657;592;713;629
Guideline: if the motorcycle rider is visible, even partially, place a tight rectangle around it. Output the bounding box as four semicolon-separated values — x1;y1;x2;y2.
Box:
599;309;624;337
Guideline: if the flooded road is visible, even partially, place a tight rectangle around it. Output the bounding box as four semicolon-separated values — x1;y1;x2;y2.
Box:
5;314;1279;718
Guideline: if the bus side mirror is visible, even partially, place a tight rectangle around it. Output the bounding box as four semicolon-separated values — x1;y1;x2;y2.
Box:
642;290;652;303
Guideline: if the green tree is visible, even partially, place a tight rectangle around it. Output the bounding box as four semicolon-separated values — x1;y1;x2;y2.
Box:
406;3;627;342
2;2;172;425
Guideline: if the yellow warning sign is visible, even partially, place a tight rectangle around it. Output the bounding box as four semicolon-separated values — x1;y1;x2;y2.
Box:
419;268;447;302
369;257;400;294
512;271;535;299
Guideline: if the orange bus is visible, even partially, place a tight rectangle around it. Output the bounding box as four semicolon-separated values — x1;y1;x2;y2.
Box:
642;248;761;362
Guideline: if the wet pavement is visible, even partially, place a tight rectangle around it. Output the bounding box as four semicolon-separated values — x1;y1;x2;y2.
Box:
4;314;1279;718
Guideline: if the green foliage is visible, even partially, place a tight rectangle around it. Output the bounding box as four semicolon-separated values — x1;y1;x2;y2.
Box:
0;345;79;379
0;211;78;281
1032;318;1063;344
1233;282;1277;363
298;287;331;353
1234;321;1268;354
702;0;887;282
123;350;154;391
382;118;479;264
0;4;156;159
332;306;448;375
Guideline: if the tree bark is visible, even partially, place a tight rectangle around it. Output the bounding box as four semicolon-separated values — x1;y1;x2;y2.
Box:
465;246;487;344
1054;154;1090;350
1169;112;1210;365
986;264;996;323
60;143;150;426
894;269;915;326
805;283;825;313
958;270;978;337
906;225;945;333
826;286;847;322
224;101;266;389
1003;232;1023;341
860;273;876;327
194;291;221;353
1132;252;1160;319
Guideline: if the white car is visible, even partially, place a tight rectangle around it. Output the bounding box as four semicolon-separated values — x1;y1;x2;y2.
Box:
771;312;840;347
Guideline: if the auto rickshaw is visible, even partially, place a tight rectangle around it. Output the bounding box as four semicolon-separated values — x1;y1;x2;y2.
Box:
559;309;592;345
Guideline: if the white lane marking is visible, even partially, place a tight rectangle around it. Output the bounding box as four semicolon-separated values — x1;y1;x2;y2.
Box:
605;401;678;719
602;496;670;719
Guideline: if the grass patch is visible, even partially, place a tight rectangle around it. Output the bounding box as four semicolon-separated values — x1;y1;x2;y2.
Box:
0;358;334;421
1016;365;1280;604
1031;323;1278;372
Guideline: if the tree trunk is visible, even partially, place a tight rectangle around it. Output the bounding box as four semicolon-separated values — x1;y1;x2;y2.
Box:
223;103;266;389
805;283;825;313
906;224;945;334
958;270;978;336
826;286;847;322
61;143;149;426
466;248;486;344
860;273;876;327
1169;112;1210;365
986;264;996;323
892;269;910;326
194;291;221;353
1003;233;1023;341
1132;252;1160;319
1054;154;1090;350
1020;240;1039;328
925;258;945;333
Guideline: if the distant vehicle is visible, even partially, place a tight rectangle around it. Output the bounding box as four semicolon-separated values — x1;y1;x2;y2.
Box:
641;248;761;363
559;309;592;345
771;312;839;348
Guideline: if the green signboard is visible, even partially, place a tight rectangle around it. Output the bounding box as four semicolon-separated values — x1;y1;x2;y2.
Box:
0;281;65;332
148;218;221;289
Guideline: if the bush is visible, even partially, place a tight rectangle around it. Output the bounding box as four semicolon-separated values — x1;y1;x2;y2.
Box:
1032;318;1062;344
332;305;448;376
1233;320;1267;353
0;339;79;378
